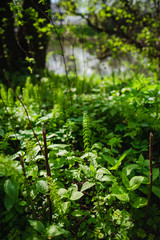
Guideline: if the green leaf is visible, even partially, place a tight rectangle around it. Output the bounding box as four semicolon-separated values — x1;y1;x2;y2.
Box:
90;164;96;173
4;194;14;211
102;154;116;166
123;164;140;176
152;186;160;198
72;210;84;217
122;170;130;188
80;165;92;177
152;168;159;182
28;220;45;233
110;148;131;170
57;188;68;198
4;179;19;199
137;154;144;166
96;167;112;175
99;175;115;182
128;176;144;191
70;191;84;200
61;201;71;214
47;224;69;237
81;182;95;192
132;197;147;208
111;185;129;202
36;180;48;194
18;200;27;206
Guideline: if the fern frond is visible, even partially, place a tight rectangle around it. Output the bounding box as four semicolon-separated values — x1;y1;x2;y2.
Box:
47;177;66;218
8;88;14;109
83;112;91;152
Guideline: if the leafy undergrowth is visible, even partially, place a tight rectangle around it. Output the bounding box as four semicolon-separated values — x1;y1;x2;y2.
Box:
0;72;160;239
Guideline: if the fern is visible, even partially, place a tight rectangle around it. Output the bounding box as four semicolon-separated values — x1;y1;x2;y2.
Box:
47;177;65;218
0;84;8;105
8;88;14;109
25;140;38;162
83;112;91;152
22;77;34;106
33;84;42;110
0;132;12;152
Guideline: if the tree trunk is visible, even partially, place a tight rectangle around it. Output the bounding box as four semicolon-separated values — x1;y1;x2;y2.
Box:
0;0;20;81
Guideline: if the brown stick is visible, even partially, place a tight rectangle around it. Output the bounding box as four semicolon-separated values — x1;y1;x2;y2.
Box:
42;126;52;223
145;132;153;221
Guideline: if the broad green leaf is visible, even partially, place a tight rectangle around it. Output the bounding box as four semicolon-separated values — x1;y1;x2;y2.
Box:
102;154;115;166
71;210;84;217
61;201;71;214
152;168;159;182
99;175;115;182
96;167;111;175
122;171;130;188
47;224;69;237
123;164;140;176
48;144;69;149
18;200;27;206
143;160;149;167
111;186;129;202
70;191;84;201
4;195;14;211
128;176;144;191
80;165;92;177
139;185;148;194
81;152;97;159
90;164;96;173
50;157;65;169
110;148;131;170
81;182;95;192
152;186;160;198
137;154;144;166
132;197;147;208
36;180;48;194
28;220;45;233
4;179;19;199
57;188;68;197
